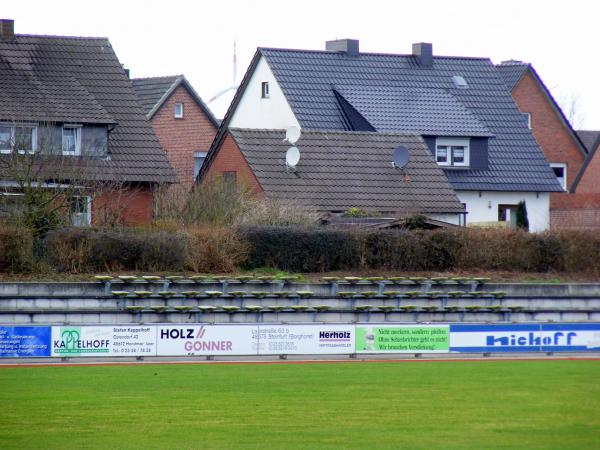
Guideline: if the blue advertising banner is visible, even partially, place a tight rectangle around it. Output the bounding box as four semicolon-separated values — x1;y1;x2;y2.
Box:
449;323;600;353
0;326;51;357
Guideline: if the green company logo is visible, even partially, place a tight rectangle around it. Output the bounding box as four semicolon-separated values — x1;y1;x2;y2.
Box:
54;327;110;354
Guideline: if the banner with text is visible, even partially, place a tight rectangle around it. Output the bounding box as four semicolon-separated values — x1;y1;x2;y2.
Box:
0;326;51;357
51;325;156;357
156;325;256;356
2;323;600;358
355;324;449;353
449;323;600;352
257;324;354;354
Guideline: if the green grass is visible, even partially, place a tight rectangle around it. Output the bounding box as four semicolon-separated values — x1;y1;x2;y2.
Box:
1;360;599;449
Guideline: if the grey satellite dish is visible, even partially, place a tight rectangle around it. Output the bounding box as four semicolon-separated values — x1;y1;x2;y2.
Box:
286;146;300;168
285;126;301;145
392;146;410;169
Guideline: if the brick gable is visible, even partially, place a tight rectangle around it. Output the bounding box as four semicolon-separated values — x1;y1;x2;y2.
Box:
150;85;217;189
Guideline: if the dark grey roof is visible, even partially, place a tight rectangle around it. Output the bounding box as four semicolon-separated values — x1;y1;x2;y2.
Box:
131;76;180;115
495;61;529;91
0;34;175;183
132;75;219;127
258;48;561;192
229;128;464;214
577;130;600;153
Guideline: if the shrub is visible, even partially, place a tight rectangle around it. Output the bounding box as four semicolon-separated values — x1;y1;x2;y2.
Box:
45;228;187;272
0;221;33;273
185;226;249;273
240;226;356;272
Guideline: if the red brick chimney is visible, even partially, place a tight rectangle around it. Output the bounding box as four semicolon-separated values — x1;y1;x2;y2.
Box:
0;19;15;40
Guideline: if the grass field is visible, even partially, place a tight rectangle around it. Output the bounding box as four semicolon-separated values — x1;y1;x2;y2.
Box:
1;360;599;449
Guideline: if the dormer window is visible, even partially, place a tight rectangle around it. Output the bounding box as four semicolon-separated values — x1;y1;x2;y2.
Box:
174;102;184;118
0;124;37;154
62;125;82;156
435;137;470;167
261;82;270;99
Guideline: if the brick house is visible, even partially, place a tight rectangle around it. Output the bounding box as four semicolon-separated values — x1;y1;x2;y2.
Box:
132;75;218;189
0;19;175;226
200;40;562;231
497;61;600;229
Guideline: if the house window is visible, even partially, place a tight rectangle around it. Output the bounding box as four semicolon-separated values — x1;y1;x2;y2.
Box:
174;102;184;118
261;82;270;99
69;195;91;227
194;151;207;179
550;163;567;190
62;126;82;155
523;112;532;129
0;124;37;154
222;171;237;191
498;204;518;228
435;138;470;167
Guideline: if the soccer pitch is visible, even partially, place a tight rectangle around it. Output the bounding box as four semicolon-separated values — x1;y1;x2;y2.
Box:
1;360;599;449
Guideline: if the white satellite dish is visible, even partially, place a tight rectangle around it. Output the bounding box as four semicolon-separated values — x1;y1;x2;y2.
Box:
285;126;301;145
285;146;300;168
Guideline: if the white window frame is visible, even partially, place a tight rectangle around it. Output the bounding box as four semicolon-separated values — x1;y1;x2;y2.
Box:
550;163;567;191
174;102;184;119
435;137;470;167
523;112;532;129
261;81;270;99
194;151;207;179
69;195;92;227
62;125;82;156
0;123;37;154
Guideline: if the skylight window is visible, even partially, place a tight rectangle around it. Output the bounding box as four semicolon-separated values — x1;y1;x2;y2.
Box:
452;75;468;89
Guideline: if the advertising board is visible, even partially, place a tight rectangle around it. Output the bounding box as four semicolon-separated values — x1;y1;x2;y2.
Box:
449;323;600;352
156;325;256;356
256;324;354;354
51;325;156;356
355;324;449;353
0;326;51;357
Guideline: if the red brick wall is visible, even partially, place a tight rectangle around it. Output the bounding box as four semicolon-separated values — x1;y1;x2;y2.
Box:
575;151;600;194
202;133;263;194
92;184;154;226
151;85;217;189
550;192;600;229
511;71;585;192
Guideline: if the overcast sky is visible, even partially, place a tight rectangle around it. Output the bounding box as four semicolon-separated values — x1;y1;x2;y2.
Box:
4;0;600;128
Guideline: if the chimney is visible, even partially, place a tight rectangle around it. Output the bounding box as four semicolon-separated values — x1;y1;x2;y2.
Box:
412;42;433;66
0;19;14;40
326;39;359;57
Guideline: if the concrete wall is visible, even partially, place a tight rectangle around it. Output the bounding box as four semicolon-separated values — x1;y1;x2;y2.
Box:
458;190;549;232
229;56;300;130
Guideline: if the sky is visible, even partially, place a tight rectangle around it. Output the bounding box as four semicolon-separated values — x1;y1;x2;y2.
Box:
4;0;600;128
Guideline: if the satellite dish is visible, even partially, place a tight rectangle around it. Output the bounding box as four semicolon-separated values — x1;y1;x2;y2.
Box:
392;146;410;169
285;146;300;168
285;126;301;145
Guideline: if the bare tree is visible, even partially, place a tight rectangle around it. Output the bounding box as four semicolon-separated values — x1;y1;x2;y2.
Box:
557;92;585;130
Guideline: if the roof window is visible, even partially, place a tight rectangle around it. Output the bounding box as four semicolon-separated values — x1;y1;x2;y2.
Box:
452;75;468;89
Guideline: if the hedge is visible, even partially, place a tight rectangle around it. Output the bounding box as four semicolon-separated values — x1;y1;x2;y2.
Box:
0;225;598;275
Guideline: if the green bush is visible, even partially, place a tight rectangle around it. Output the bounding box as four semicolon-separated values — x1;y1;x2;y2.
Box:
0;221;33;273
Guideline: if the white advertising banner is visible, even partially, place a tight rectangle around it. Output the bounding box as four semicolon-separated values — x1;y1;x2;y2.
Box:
51;325;156;357
256;324;355;355
156;325;257;356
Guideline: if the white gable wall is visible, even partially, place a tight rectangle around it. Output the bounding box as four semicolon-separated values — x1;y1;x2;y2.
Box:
458;191;550;232
230;56;300;129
